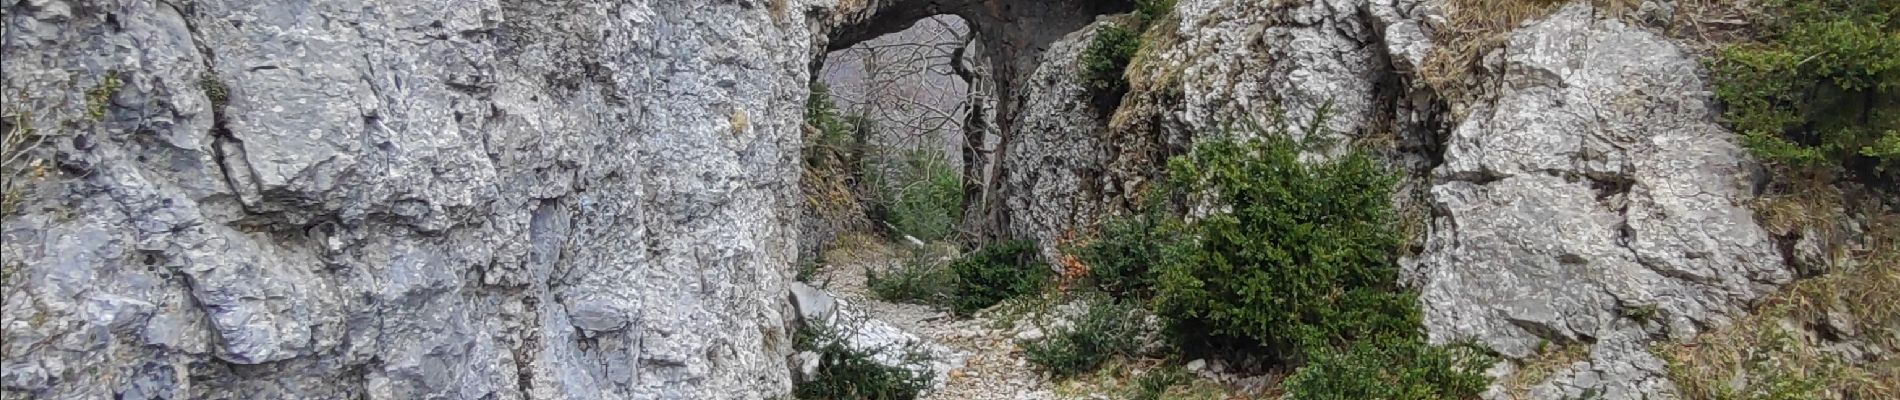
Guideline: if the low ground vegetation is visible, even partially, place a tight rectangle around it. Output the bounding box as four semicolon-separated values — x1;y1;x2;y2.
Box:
1020;292;1145;377
1710;0;1899;187
868;240;1051;316
793;317;937;400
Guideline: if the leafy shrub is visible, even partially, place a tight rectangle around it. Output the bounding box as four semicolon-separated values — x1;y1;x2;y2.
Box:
1153;132;1416;361
868;146;963;242
1281;336;1493;400
1712;0;1900;181
946;240;1050;315
1021;293;1144;377
1072;208;1176;298
793;318;936;400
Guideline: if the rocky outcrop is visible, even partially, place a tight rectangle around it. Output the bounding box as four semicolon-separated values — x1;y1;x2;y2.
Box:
1003;19;1115;262
1000;1;1794;398
1;1;818;398
1406;4;1788;398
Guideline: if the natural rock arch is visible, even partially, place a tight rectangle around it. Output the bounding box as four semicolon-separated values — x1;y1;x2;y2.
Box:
816;0;1134;240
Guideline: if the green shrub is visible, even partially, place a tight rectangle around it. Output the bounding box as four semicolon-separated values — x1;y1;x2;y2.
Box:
1079;0;1174;107
1021;293;1144;377
1712;0;1900;181
1153;131;1415;361
869;146;963;242
805;83;856;170
946;240;1050;315
1080;23;1142;97
868;241;1048;315
867;248;959;306
1281;336;1493;400
1072;208;1176;298
793;318;936;400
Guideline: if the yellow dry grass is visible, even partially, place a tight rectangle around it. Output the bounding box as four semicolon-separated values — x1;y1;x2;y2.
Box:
1500;343;1592;398
1664;191;1899;399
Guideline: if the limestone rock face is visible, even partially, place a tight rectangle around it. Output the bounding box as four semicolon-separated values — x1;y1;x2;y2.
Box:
1004;20;1115;262
2;0;817;398
1001;1;1793;398
1407;4;1788;398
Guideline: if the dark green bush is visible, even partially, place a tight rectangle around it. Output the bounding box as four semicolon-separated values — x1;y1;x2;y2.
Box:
1081;23;1141;97
869;241;1049;316
1079;0;1173;108
1281;336;1492;400
805;83;856;170
1712;0;1899;181
947;240;1051;315
793;319;936;400
1072;208;1176;298
1021;293;1144;377
867;248;958;306
1153;132;1415;361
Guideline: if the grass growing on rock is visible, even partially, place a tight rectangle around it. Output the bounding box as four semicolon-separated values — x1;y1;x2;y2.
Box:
1663;208;1899;399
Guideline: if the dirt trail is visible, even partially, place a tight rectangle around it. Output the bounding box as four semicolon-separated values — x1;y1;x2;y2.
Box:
808;234;1061;400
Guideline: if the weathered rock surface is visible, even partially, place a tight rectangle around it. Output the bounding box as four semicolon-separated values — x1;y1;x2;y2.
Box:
1407;4;1789;397
1004;19;1114;262
999;1;1794;398
2;1;821;398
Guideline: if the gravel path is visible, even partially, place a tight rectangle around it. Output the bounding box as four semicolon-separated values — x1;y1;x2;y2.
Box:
810;234;1061;400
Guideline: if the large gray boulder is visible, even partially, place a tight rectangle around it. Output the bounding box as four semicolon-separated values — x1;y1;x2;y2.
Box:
1004;19;1116;262
1406;4;1789;398
1;1;817;398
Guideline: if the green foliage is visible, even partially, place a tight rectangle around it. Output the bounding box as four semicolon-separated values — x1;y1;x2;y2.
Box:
793;318;936;400
805;83;856;170
1129;366;1189;400
869;241;1051;316
869;145;963;242
1021;293;1144;377
946;240;1050;315
1080;23;1142;97
1712;0;1900;179
1281;336;1493;400
868;248;959;307
1153;131;1415;361
85;71;122;121
1078;0;1173;105
200;72;229;111
1072;208;1176;298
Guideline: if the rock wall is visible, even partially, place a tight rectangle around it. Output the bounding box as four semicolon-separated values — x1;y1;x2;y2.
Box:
1000;1;1794;398
1;1;819;398
1003;19;1115;262
1409;4;1788;398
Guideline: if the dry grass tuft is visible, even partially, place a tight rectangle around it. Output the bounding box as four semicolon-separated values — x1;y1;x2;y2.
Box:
1664;201;1899;399
1501;343;1592;398
1419;0;1568;105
